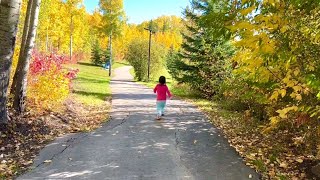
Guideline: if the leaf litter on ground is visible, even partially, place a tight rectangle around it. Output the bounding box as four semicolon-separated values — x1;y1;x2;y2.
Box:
181;97;319;180
0;98;110;179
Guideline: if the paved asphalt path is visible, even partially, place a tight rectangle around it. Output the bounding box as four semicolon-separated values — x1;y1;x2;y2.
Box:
18;66;259;180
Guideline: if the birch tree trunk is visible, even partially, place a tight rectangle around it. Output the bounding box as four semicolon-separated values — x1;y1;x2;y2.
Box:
46;26;48;52
11;0;33;95
108;33;112;77
12;0;41;113
0;0;22;123
70;14;73;61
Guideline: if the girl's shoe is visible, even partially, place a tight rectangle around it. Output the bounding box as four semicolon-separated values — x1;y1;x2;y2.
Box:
161;113;164;116
156;116;161;120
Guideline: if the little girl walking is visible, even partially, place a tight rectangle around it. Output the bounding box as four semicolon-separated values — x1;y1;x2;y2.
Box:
153;76;172;120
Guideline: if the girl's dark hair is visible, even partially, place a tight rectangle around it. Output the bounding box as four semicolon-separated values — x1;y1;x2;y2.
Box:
159;76;166;85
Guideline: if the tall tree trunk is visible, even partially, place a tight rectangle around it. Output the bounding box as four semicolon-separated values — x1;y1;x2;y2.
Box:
0;0;22;123
58;38;60;51
49;40;52;52
108;33;112;77
45;26;48;52
12;0;41;113
70;14;73;61
11;0;33;95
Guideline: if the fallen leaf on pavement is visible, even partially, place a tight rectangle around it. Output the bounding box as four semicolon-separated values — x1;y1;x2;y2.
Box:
43;160;52;163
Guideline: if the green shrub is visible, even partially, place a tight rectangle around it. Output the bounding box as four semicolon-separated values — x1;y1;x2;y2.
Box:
126;39;167;81
91;42;110;66
91;42;102;65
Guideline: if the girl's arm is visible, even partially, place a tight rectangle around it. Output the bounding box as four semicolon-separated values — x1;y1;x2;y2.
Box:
153;84;158;93
166;86;172;98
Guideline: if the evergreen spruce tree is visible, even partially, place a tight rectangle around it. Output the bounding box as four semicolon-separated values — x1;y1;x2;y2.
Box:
102;47;111;66
91;41;102;65
167;0;235;98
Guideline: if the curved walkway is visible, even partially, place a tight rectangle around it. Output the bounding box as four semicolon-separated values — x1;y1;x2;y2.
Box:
18;66;259;180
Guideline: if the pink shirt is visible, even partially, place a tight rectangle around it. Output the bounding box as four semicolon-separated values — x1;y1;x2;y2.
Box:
154;84;172;101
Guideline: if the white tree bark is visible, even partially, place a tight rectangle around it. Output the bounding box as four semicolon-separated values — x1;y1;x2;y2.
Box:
11;0;33;95
12;0;41;113
0;0;22;123
70;14;73;61
109;33;112;76
46;26;48;52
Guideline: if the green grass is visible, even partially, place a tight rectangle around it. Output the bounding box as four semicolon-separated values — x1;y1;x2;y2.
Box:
129;67;135;77
252;159;267;173
65;62;111;106
112;60;129;69
67;60;129;105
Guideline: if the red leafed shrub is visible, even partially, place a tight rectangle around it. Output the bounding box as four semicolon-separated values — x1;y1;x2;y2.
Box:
65;69;79;80
28;51;79;112
29;51;69;75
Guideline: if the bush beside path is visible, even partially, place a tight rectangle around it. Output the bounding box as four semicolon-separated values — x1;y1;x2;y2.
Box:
0;62;111;179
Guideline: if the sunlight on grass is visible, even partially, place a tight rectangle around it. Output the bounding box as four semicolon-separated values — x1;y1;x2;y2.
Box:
65;62;111;106
113;61;129;69
129;67;135;77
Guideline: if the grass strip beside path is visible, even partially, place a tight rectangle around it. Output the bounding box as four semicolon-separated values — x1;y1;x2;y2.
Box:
68;62;111;106
112;61;130;70
68;60;129;106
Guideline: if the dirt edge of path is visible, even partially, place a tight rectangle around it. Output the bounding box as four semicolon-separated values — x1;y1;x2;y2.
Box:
0;98;111;179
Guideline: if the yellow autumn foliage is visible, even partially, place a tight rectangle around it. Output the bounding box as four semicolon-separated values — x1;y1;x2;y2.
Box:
227;0;320;127
27;65;70;112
